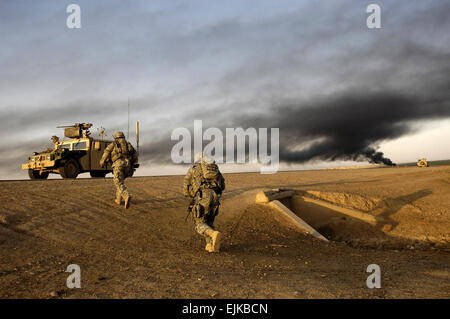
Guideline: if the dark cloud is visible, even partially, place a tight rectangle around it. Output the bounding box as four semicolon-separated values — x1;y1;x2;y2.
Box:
140;84;450;167
139;38;450;167
239;90;449;165
1;1;450;178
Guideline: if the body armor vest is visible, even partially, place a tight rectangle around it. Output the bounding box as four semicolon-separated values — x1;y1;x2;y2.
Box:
189;164;222;197
111;139;130;163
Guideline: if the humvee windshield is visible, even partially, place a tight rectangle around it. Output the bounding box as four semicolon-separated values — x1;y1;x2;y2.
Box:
73;141;87;150
58;144;70;150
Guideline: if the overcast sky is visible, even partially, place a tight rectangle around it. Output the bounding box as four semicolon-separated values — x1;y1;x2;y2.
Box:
0;0;449;179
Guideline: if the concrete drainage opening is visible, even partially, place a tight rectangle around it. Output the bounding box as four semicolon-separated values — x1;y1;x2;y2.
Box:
256;188;391;248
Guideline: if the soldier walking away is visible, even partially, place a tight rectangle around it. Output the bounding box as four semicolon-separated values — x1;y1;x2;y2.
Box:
100;131;138;209
184;154;225;253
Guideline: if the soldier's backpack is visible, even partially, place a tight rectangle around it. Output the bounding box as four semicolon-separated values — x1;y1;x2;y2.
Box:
201;162;220;181
188;162;224;198
111;139;131;162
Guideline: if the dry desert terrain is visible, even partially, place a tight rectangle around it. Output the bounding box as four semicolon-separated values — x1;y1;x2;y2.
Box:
0;165;449;298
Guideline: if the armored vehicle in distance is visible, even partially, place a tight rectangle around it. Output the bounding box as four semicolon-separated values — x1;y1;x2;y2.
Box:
417;158;429;167
22;123;138;179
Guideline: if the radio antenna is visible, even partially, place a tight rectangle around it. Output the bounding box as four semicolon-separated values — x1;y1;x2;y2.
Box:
127;98;130;140
136;121;139;157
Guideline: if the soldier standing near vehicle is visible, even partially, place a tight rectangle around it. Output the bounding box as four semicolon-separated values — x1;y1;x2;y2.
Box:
100;131;138;209
184;154;225;253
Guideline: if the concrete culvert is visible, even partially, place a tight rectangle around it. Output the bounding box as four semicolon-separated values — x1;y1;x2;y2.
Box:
256;189;416;249
285;194;383;242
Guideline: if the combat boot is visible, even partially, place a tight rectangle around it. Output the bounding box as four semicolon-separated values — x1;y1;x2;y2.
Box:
115;199;121;205
205;237;213;252
204;228;221;252
124;195;131;209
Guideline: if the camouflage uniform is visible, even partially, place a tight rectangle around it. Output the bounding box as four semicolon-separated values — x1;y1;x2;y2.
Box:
184;159;225;252
100;132;138;208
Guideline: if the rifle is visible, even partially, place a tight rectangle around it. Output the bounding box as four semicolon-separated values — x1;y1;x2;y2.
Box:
184;184;196;221
185;200;194;221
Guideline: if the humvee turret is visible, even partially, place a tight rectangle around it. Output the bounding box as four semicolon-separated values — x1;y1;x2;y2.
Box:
21;123;139;179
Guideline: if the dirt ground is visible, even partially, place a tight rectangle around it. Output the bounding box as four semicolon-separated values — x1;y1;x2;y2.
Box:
0;166;449;298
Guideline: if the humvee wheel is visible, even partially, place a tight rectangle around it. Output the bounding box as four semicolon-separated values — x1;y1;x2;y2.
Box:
59;159;80;179
90;171;107;178
28;170;49;180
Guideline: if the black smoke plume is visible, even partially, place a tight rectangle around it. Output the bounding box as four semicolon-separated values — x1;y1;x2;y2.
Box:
138;85;450;168
233;90;450;166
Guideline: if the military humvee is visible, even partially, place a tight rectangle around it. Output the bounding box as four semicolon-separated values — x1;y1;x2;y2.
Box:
22;123;139;179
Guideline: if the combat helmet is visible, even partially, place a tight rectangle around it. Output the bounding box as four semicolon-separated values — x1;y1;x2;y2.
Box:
194;152;215;164
113;131;125;139
197;153;218;180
